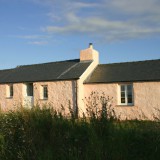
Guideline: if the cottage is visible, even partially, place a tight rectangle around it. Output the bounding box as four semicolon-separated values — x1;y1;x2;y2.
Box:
85;57;160;119
0;44;160;119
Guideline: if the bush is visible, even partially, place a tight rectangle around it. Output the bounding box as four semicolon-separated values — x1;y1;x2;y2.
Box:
0;106;160;160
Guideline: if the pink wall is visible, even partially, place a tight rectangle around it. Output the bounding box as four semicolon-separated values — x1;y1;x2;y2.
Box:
84;82;160;120
0;83;23;111
33;80;77;115
0;81;77;115
1;81;160;120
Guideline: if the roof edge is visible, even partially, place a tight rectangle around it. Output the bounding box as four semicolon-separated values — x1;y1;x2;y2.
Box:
0;78;79;84
0;59;80;71
101;58;160;66
84;79;160;84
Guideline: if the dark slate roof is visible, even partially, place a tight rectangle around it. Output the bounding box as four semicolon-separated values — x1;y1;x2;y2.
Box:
0;59;92;83
85;59;160;83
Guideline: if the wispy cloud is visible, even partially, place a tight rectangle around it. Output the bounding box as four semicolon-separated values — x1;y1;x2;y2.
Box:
28;41;48;45
43;15;160;42
12;34;51;45
15;34;51;40
108;0;160;15
30;0;160;42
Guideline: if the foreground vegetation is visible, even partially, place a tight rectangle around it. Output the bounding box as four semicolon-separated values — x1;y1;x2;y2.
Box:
0;106;160;160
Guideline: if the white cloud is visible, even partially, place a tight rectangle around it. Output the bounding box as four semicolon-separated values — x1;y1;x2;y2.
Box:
108;0;160;15
12;34;51;45
29;0;160;42
43;14;160;42
28;41;48;45
16;35;51;39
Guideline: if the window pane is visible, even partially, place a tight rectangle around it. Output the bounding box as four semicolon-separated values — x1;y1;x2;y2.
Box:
43;86;48;98
121;92;125;98
127;85;132;92
121;98;125;103
127;85;133;103
120;85;126;104
10;85;13;97
27;83;33;96
127;85;133;104
121;85;125;91
128;97;132;103
127;91;132;97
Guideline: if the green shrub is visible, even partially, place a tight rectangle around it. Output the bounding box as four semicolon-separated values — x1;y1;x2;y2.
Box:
0;105;160;160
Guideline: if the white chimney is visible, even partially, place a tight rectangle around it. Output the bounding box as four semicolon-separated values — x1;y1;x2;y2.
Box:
80;43;99;64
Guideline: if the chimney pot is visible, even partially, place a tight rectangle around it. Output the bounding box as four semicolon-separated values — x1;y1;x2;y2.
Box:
89;43;93;49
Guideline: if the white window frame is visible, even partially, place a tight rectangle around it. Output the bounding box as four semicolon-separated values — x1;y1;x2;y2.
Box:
6;84;14;98
119;84;134;106
26;83;33;97
42;85;48;99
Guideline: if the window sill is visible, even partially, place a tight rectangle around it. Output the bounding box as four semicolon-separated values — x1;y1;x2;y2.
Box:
116;104;134;107
40;98;48;100
6;97;13;99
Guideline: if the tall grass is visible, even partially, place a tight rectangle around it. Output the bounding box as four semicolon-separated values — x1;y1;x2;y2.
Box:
0;90;160;160
0;105;160;160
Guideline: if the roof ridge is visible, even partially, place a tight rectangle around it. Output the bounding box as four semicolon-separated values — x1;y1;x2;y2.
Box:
0;68;14;72
57;63;79;79
100;58;160;66
16;59;80;68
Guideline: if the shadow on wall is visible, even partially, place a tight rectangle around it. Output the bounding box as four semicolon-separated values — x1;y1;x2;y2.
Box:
71;80;78;118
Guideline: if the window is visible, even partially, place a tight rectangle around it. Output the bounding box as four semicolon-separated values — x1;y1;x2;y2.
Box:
119;84;133;105
8;84;13;98
42;85;48;99
26;83;33;96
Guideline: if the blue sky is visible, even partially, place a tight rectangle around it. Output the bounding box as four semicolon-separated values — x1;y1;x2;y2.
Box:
0;0;160;69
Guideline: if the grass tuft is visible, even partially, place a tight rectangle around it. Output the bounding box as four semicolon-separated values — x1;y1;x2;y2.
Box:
0;105;160;160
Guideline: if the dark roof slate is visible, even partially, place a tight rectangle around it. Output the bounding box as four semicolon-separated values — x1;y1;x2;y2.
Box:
85;59;160;83
0;59;92;83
